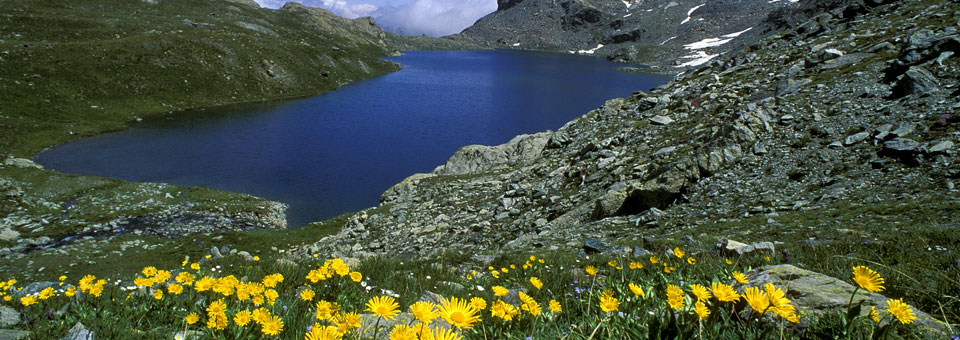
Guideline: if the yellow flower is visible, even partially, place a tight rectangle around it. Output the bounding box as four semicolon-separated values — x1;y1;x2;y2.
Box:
629;261;644;270
207;299;227;315
886;298;916;324
852;266;885;293
89;280;106;297
185;313;200;325
20;295;37;306
869;306;880;323
175;272;195;285
673;247;685;258
765;283;797;321
366;296;400;320
58;275;67;282
2;296;9;302
607;260;617;267
154;270;172;283
134;277;154;287
265;289;279;306
153;289;163;300
549;299;562;312
585;265;598;276
710;282;740;303
161;283;180;295
599;294;619;313
142;266;158;277
410;301;439;324
306;324;342;340
78;275;96;292
349;271;362;282
725;259;733;265
190;263;200;270
663;265;675;274
687;257;696;265
300;289;315;301
538;259;544;264
492;286;509;297
667;285;685;310
629;283;645;297
529;277;543;290
262;273;284;288
431;327;464;340
194;277;215;292
253;256;260;261
64;287;77;297
252;308;271;324
733;271;748;284
438;296;482;329
207;314;228;331
695;300;710;320
510;264;516;269
688;284;710;301
332;311;362;333
234;310;252;327
518;292;541;317
490;300;519;321
39;287;55;300
315;300;340;320
470;297;487;310
388;324;416;340
744;287;769;314
260;315;284;336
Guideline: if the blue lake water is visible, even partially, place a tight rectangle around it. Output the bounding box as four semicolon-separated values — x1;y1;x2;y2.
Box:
36;50;670;227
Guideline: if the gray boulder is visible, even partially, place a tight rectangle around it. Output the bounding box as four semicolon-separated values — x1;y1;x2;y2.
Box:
893;66;940;97
741;265;948;336
0;306;20;327
717;238;776;257
432;132;552;175
0;330;30;340
61;322;95;340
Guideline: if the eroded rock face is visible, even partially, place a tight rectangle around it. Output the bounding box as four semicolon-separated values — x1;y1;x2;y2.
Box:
741;265;949;336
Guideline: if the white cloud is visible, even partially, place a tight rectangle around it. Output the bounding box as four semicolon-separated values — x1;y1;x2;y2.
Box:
254;0;496;37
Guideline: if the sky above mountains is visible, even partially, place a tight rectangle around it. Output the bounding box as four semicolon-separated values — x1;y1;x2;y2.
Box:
253;0;497;37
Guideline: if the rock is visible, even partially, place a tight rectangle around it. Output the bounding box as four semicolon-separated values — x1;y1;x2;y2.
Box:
433;132;552;176
891;124;915;138
741;265;948;336
583;238;610;254
0;229;19;242
418;290;445;305
883;138;920;153
0;330;30;340
3;158;42;169
928;140;954;153
236;251;254;261
633;246;654;258
62;322;95;340
843;132;870;146
893;66;940;97
716;239;775;256
0;306;20;327
209;246;223;258
649;115;674;125
170;331;203;340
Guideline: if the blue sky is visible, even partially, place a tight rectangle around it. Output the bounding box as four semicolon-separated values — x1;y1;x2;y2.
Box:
253;0;497;37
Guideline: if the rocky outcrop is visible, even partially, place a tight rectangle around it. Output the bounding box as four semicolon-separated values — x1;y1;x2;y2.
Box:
742;265;949;336
433;132;552;176
455;0;797;67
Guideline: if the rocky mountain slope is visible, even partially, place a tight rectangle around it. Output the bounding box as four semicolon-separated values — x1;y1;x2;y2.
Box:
302;0;960;323
455;0;800;68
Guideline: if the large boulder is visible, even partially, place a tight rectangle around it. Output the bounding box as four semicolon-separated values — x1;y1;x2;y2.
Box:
432;132;552;176
741;265;949;336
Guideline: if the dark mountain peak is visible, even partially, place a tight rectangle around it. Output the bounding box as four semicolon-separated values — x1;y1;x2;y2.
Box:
498;0;527;11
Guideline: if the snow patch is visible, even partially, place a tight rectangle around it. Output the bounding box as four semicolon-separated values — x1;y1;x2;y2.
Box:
722;27;753;38
512;42;521;47
768;0;799;3
646;8;653;12
684;37;733;49
622;0;632;8
576;44;604;54
660;36;677;45
624;13;633;17
675;51;718;67
680;4;704;25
